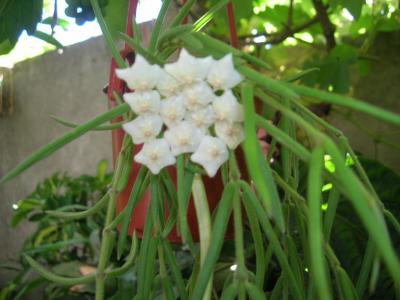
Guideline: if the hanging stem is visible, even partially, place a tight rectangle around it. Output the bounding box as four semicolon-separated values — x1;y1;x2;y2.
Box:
233;190;247;300
95;137;131;300
192;174;213;300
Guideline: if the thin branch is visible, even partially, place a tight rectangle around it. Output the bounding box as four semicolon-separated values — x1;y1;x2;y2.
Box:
287;0;294;28
311;0;336;51
241;17;319;46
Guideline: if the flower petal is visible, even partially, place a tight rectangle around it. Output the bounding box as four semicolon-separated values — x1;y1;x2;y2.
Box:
123;90;161;115
134;138;176;174
182;82;215;111
190;135;229;177
213;90;244;123
160;95;186;128
122;114;163;144
164;121;205;155
156;69;182;97
215;121;245;149
116;54;161;91
186;105;215;131
165;49;212;85
207;53;243;90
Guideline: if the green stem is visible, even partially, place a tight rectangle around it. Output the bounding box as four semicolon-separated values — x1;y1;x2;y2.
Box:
285;83;400;126
242;197;265;289
233;190;247;300
240;181;305;300
149;0;173;54
46;190;110;219
170;0;196;27
95;135;131;300
192;174;213;300
308;147;332;300
177;155;195;251
49;115;128;131
191;183;236;300
90;0;126;68
24;255;95;285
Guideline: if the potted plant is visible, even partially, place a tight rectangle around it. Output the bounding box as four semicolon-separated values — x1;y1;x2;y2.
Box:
1;1;400;299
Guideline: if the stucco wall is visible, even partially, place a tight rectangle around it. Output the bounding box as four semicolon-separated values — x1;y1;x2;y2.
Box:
0;36;113;286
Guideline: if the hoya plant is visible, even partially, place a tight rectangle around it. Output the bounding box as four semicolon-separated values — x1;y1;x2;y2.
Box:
1;0;400;299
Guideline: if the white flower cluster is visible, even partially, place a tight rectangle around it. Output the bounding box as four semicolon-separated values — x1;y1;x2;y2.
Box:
116;49;244;177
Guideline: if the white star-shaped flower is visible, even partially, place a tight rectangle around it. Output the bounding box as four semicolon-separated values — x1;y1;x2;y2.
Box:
134;138;176;174
215;121;245;149
213;90;244;123
160;95;186;128
116;54;161;91
186;105;215;131
190;136;229;177
156;69;182;97
207;54;243;90
165;49;212;85
122;114;163;144
123;90;161;115
164;121;205;156
182;82;215;111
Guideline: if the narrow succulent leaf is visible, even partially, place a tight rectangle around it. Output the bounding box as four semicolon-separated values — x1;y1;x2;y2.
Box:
240;181;305;300
46;190;110;219
307;147;332;300
170;0;196;27
117;167;148;257
191;183;236;300
242;84;285;232
0;103;130;183
24;255;95;285
193;0;230;32
149;0;173;53
246;282;267;300
49;114;127;131
286;83;400;126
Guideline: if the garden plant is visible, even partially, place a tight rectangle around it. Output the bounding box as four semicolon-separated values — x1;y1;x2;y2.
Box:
1;0;400;299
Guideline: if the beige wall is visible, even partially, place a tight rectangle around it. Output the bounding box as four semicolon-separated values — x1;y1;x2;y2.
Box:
0;36;113;286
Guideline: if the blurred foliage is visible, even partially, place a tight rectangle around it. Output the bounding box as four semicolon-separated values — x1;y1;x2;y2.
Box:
0;160;112;300
199;0;400;94
2;0;399;93
331;156;400;299
0;160;197;299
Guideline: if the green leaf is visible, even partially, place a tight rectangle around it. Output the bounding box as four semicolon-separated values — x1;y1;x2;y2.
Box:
41;17;69;30
32;30;63;48
103;0;129;39
0;38;14;55
331;0;365;19
97;159;109;181
301;44;358;93
0;0;43;52
207;0;253;35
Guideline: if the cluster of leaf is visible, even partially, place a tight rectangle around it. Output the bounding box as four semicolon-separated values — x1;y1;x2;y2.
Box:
201;0;400;94
331;156;400;300
0;0;43;54
0;0;66;55
0;161;112;300
65;0;108;25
